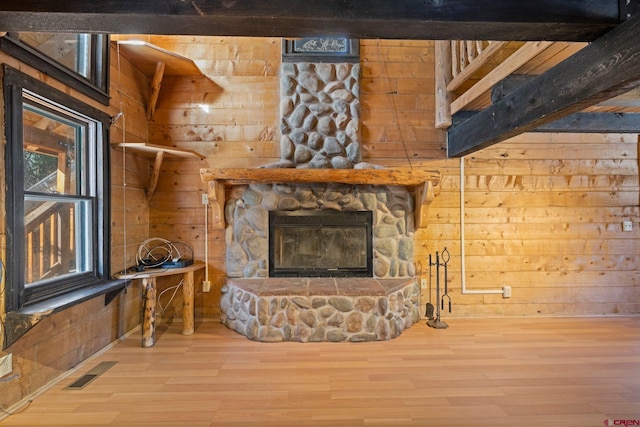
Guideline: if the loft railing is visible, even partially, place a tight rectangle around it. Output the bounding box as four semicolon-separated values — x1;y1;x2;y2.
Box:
435;40;584;130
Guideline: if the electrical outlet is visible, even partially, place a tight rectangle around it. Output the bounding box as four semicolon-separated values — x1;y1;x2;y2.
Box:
201;193;209;205
202;281;211;292
623;220;633;232
0;354;13;378
420;278;427;289
502;286;512;299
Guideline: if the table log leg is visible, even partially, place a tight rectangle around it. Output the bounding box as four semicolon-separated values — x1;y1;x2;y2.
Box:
142;277;157;347
182;270;195;335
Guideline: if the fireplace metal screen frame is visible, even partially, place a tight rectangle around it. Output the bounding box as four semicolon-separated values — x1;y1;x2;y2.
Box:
268;210;373;278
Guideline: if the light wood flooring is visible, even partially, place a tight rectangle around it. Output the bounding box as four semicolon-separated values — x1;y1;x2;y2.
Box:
1;317;639;427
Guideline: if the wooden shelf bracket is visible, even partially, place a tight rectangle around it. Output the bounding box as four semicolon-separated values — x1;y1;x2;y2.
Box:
414;181;435;229
207;180;226;229
147;61;166;121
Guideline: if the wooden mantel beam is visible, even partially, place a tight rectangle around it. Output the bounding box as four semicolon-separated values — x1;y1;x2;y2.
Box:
201;167;441;229
0;1;624;42
447;12;640;157
200;168;440;187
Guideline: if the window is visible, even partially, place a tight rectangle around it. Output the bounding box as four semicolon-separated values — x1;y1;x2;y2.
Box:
3;65;111;310
0;32;109;105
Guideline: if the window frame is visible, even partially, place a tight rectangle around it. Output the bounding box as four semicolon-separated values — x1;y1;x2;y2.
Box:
0;32;110;105
3;65;112;311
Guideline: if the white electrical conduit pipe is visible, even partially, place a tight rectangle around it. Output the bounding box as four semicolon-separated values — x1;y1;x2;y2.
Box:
460;156;506;296
204;200;209;280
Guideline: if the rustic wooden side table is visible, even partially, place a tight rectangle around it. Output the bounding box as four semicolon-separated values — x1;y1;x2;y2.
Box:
115;261;205;347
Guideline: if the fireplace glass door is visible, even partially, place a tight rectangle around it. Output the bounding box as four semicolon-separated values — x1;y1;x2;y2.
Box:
269;210;373;277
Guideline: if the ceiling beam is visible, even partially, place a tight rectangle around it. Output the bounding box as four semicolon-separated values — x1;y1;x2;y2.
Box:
534;112;640;133
447;13;640;157
0;0;623;41
454;111;640;134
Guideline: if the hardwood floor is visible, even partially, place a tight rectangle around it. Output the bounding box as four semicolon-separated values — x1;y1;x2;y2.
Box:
1;317;639;426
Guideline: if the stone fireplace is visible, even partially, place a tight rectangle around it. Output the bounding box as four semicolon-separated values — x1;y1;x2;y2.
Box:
200;50;439;342
201;169;440;342
214;180;426;342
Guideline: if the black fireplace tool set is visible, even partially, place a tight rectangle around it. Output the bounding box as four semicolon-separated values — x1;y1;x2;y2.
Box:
425;247;451;329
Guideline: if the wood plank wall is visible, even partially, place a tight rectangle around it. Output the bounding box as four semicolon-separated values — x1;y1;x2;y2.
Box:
136;36;639;319
360;40;447;164
139;36;282;318
417;133;639;316
0;44;147;412
110;41;154;273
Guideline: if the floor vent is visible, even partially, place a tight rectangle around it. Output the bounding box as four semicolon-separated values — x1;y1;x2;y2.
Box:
65;361;117;390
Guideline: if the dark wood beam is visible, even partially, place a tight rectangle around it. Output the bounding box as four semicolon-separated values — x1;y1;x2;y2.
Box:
447;13;640;157
0;0;623;41
454;111;640;134
535;112;640;133
490;75;538;104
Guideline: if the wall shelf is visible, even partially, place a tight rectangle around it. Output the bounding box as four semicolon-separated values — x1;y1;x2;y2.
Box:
114;143;205;200
114;40;217;120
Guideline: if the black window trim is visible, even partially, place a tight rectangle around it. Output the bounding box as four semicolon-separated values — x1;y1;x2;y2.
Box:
0;33;110;105
3;64;113;312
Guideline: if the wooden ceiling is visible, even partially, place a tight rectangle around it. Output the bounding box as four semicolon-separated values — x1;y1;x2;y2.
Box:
1;0;639;156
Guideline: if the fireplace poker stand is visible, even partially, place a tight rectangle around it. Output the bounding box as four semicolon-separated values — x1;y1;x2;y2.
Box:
426;247;451;329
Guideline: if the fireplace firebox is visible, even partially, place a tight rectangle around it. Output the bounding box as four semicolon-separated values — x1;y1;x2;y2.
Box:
268;210;373;277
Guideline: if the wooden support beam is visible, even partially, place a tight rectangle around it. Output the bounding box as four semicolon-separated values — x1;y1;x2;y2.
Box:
23;124;73;154
56;152;67;194
434;40;453;129
146;61;165;121
0;1;622;41
447;13;640;157
490;74;537;104
531;112;640;133
454;110;640;134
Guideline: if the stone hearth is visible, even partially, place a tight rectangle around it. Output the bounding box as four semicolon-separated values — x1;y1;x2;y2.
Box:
220;278;419;342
